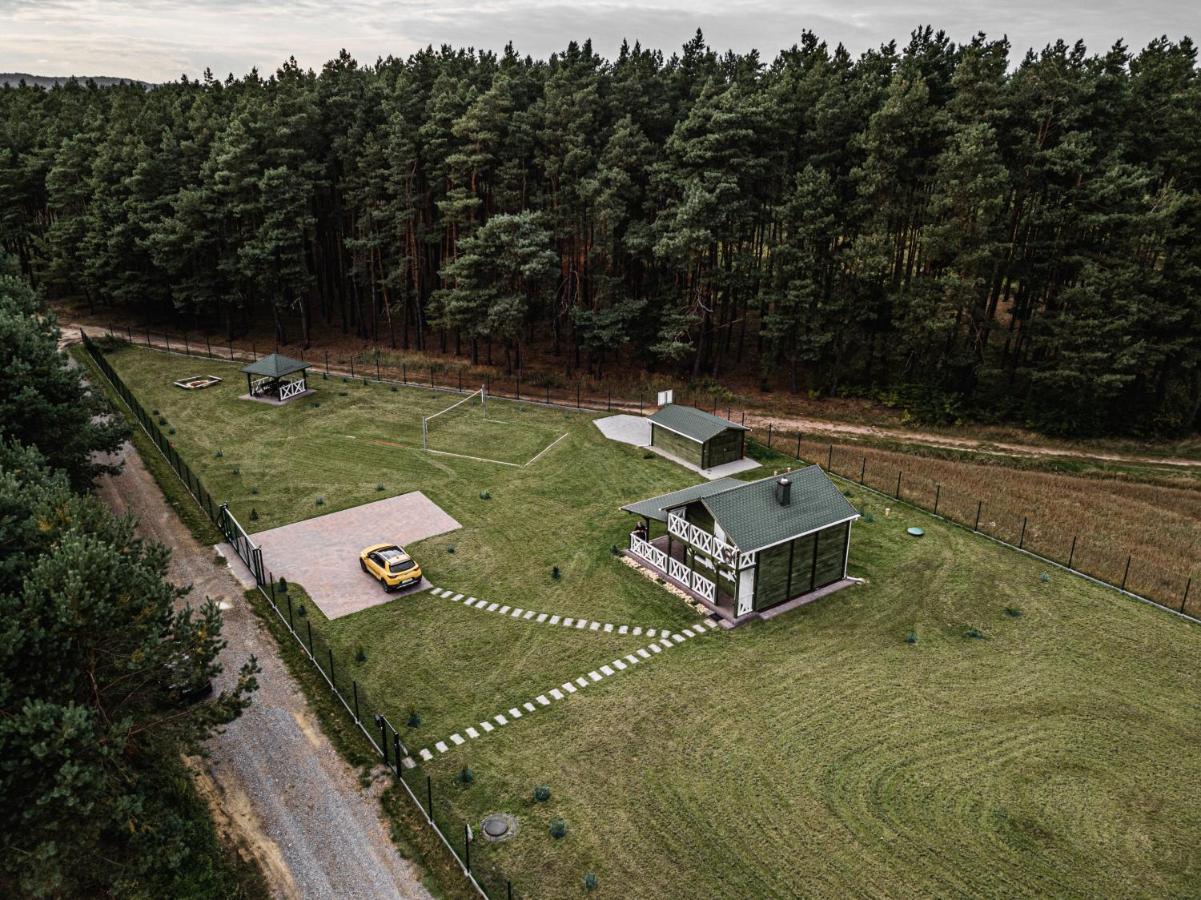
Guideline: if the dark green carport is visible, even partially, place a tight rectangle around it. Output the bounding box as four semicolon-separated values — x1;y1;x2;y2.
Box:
647;404;747;470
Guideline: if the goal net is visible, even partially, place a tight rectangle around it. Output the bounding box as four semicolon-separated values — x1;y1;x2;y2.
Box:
421;387;487;450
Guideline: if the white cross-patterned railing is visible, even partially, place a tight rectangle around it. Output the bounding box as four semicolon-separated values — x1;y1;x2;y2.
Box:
280;377;306;401
669;557;691;584
629;533;668;572
667;513;755;568
250;376;271;395
690;570;715;602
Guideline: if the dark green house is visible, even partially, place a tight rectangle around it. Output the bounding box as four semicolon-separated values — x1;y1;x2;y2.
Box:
647;404;747;470
623;466;858;623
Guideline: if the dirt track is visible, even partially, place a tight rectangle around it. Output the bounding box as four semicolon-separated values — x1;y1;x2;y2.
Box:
96;441;433;899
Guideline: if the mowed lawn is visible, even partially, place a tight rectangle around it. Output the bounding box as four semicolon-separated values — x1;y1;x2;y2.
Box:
105;344;1201;898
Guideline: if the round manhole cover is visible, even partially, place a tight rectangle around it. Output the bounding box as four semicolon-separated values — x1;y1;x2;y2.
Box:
480;813;518;842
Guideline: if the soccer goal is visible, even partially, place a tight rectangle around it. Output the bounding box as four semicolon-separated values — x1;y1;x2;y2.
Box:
421;386;487;450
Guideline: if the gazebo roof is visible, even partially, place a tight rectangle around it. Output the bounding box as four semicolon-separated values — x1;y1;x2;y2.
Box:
240;353;309;378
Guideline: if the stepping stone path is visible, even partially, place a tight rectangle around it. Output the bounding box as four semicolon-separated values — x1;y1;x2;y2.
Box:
426;586;672;638
402;614;722;769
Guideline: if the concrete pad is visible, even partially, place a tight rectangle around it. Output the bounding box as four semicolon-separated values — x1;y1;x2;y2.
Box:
249;491;460;619
645;444;763;480
593;414;651;446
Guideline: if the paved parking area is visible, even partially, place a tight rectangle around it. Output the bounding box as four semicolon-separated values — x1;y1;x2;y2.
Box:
251;492;461;619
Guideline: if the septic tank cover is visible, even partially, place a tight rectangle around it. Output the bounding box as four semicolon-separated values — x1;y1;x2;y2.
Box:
481;813;519;842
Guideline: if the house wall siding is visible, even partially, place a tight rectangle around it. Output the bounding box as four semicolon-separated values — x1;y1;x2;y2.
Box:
704;428;744;468
651;423;702;466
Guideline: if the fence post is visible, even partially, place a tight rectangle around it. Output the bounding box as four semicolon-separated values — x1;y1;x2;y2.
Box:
352;680;360;721
306;620;314;657
430;365;434;387
205;335;211;358
165;333;171;353
974;501;982;531
1121;555;1131;591
376;351;381;381
127;325;133;343
393;731;402;774
827;444;832;470
350;357;355;378
933;484;940;516
403;363;408;383
639;391;643;414
228;339;234;360
252;340;256;359
1019;516;1027;549
608;388;611;410
1068;535;1077;569
859;457;866;484
183;334;189;356
767;423;772;448
465;824;471;872
895;471;901;499
328;648;336;688
795;434;801;459
508;881;513;900
377;716;388;765
146;328;151;347
270;574;276;606
325;350;330;375
546;385;550;405
577;383;581;408
516;371;521;399
459;371;463;392
1182;578;1192;614
426;775;433;819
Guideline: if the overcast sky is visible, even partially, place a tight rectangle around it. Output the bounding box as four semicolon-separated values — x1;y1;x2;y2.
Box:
1;0;1197;82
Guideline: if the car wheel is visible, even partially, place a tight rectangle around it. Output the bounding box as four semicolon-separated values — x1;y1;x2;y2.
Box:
360;558;368;573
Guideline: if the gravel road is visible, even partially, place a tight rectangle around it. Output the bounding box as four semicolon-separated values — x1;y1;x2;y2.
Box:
96;440;434;900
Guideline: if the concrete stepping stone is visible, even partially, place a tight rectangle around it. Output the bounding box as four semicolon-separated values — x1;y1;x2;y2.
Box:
633;626;642;635
523;702;536;712
536;613;548;623
495;714;508;725
575;677;589;688
450;733;465;745
603;623;614;632
588;671;603;682
600;665;615;676
486;602;499;612
619;625;628;634
589;621;600;631
535;695;550;706
499;606;511;614
672;634;685;644
562;682;577;693
563;617;574;627
576;620;587;629
402;757;416;769
523;610;536;619
508;707;522;718
649;644;662;654
612;659;627;670
419;748;433;761
625;654;640;665
637;648;651;659
480;721;494;732
647;629;657;637
435;741;449;753
549;688;564;700
550;615;561;625
451;593;464;602
465;727;479;739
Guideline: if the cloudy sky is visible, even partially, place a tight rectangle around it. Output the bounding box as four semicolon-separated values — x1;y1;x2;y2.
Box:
1;0;1197;81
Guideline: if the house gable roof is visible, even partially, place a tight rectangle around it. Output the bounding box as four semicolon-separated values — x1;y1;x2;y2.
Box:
623;465;858;552
620;477;744;522
701;466;858;552
240;353;309;378
647;404;747;443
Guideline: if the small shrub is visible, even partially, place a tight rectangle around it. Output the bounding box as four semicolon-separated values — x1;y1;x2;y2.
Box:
965;626;986;640
362;377;369;387
407;708;422;728
376;483;386;492
157;415;167;425
905;631;917;644
447;545;455;554
551;565;561;580
1004;606;1023;618
458;765;474;785
642;451;655;459
548;819;567;839
389;385;398;392
341;377;348;383
479;490;491;500
355;645;367;663
232;466;240;476
338;390;348;397
296;603;306;618
609;544;621;556
249;486;259;496
533;784;551;802
1039;572;1051;584
214;449;223;458
321;371;328;380
315;496;325;506
584;873;598;892
152;408;160;416
249;508;259;521
167;427;176;435
277;576;288;593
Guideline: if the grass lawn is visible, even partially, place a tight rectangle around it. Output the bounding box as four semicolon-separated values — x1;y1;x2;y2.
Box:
106;343;1201;899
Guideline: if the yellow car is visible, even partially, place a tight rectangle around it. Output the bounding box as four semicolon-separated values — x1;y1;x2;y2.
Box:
359;543;423;591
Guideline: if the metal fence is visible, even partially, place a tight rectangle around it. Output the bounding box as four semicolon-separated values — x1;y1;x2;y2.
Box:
81;330;517;899
748;425;1198;625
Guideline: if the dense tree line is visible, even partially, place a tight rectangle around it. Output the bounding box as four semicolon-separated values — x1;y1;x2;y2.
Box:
0;262;260;896
2;29;1199;435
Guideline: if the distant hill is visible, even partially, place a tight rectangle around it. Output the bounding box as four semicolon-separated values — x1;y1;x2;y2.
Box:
0;72;151;89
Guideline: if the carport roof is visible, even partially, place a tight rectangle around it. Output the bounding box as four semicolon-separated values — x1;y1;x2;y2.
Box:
240;352;309;378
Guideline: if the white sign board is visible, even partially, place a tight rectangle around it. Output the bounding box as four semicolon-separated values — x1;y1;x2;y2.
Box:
657;389;674;407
